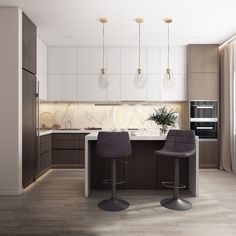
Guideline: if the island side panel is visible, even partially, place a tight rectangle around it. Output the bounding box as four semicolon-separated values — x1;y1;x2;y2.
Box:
189;136;199;197
89;140;189;191
124;141;164;189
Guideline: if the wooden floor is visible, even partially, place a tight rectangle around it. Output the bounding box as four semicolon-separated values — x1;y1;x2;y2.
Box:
0;169;236;236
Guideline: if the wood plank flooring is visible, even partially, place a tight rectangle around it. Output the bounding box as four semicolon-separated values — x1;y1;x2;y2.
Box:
0;169;236;236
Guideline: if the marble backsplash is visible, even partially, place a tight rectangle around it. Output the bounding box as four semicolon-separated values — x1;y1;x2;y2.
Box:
39;102;188;130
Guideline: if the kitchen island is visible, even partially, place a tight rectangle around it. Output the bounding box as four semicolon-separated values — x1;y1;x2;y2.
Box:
85;130;199;197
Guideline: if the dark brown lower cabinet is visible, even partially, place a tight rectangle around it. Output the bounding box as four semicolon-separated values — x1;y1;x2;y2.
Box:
199;140;219;168
52;134;86;168
38;134;52;177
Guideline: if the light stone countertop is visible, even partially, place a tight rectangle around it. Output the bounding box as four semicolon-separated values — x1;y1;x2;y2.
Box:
85;130;167;141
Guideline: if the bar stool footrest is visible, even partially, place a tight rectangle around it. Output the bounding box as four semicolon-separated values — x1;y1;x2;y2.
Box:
102;178;126;185
162;181;186;189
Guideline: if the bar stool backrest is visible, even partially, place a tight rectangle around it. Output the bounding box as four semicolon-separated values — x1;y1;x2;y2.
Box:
163;130;196;154
96;132;132;159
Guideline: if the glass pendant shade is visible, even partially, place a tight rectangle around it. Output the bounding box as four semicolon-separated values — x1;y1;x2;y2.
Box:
134;68;145;88
98;68;109;89
163;68;175;89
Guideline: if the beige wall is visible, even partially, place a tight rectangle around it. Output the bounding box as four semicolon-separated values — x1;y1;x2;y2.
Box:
0;7;22;195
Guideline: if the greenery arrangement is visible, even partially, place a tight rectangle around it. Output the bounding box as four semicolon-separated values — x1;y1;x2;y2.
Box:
147;106;178;134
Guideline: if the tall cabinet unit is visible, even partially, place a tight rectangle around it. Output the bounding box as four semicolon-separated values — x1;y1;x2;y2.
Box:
187;44;219;168
22;13;37;188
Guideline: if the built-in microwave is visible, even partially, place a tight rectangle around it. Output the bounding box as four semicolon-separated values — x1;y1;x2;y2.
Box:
190;101;218;119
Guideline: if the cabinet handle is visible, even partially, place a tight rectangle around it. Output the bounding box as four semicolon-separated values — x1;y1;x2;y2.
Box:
196;127;214;130
194;105;214;109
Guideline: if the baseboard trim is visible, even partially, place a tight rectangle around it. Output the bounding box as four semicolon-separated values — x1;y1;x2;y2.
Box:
0;189;22;196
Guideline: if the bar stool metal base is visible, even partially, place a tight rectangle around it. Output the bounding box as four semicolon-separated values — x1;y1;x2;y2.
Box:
160;197;192;211
98;199;129;211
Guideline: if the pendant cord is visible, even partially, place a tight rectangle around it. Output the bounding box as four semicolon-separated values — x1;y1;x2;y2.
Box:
167;23;170;69
139;22;141;69
102;22;105;69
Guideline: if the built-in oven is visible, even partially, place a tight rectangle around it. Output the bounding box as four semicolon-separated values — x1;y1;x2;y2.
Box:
190;101;218;139
190;121;218;139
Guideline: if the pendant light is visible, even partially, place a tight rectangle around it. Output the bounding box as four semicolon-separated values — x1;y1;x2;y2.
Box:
98;17;109;88
135;18;145;87
163;17;175;88
134;18;145;88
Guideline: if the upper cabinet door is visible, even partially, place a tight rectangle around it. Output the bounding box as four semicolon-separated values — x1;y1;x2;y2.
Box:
120;74;147;101
37;38;47;72
121;47;146;74
106;47;121;74
22;13;37;74
77;47;102;74
77;74;107;101
146;74;161;101
120;47;147;101
107;75;121;101
147;47;161;74
161;74;187;101
47;74;77;101
37;38;47;100
48;47;76;74
161;46;187;74
188;45;219;73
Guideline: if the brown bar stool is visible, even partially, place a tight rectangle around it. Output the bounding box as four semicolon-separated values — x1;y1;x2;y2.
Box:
96;131;132;211
154;129;196;211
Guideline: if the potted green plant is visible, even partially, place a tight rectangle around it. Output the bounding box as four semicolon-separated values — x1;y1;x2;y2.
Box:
147;107;178;135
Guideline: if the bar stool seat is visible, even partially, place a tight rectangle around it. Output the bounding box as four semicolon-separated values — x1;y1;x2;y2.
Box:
96;131;132;211
154;129;196;211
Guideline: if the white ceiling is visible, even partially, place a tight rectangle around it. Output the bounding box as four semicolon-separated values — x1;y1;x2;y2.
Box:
0;0;235;46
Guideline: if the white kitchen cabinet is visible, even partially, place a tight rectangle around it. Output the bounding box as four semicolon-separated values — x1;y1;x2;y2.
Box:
48;47;76;74
120;74;146;101
77;74;107;101
38;69;47;100
121;47;146;74
37;38;47;100
47;74;77;101
37;38;47;72
46;45;187;102
161;46;187;74
146;74;161;101
107;74;121;101
106;47;120;74
161;73;187;101
77;47;102;74
147;47;161;74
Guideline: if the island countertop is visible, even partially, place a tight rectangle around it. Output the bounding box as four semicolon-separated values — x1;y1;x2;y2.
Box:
85;130;168;141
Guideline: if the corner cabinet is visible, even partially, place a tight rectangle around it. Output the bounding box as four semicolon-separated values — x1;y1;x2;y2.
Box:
46;46;187;102
38;134;52;177
51;133;86;168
